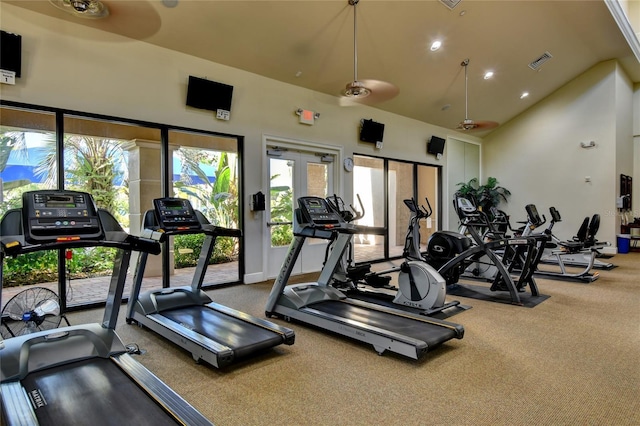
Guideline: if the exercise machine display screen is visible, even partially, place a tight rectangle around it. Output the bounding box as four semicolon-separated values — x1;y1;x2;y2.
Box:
298;197;343;226
22;190;104;243
153;197;201;231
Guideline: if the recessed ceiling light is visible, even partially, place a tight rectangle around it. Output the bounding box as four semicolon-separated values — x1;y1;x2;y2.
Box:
430;41;442;51
483;71;494;80
520;92;529;99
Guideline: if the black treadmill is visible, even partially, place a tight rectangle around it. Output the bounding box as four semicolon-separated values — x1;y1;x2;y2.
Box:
126;197;295;368
265;196;464;360
0;190;212;426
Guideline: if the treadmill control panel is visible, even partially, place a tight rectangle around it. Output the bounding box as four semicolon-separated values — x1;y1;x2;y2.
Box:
297;197;343;227
153;197;201;231
22;190;104;244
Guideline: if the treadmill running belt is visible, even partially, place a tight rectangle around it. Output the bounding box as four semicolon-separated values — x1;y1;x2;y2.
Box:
162;306;284;357
311;300;459;348
21;358;179;425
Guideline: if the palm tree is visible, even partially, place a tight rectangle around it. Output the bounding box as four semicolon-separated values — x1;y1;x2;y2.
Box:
0;131;29;205
174;148;238;228
36;136;127;216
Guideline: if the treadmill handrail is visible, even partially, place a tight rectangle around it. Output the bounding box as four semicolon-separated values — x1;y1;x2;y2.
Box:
0;233;160;256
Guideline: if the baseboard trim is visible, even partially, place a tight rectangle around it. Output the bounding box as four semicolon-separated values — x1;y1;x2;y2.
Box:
244;272;265;284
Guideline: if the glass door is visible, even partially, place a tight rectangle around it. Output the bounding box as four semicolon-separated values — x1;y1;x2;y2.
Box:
266;149;333;279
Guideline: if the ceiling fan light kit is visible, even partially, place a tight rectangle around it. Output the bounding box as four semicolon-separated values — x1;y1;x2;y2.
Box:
344;80;371;98
49;0;109;19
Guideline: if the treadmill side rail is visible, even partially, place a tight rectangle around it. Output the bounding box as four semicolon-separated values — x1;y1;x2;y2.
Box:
0;381;39;426
113;353;214;426
271;304;429;360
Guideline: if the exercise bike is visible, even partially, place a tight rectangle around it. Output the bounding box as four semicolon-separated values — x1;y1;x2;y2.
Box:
324;195;459;316
518;205;601;283
536;208;614;271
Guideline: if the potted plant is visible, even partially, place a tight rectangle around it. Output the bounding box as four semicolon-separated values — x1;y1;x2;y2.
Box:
456;177;511;219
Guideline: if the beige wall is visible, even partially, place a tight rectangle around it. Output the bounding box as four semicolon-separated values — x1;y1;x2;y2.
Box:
482;61;637;248
0;4;477;282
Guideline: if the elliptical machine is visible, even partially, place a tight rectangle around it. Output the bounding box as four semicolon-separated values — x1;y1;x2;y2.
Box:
324;195;456;315
422;194;546;306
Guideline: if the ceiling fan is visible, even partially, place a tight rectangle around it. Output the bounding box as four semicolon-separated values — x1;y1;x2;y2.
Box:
341;0;398;105
50;0;109;19
456;58;499;131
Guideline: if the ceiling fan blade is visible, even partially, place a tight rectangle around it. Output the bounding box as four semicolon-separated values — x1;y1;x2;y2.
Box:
342;79;399;105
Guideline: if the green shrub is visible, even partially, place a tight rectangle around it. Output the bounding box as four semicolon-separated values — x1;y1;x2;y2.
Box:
173;234;238;268
2;235;238;287
3;247;116;287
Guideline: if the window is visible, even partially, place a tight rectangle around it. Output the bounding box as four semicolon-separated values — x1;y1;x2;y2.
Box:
352;154;440;264
1;103;243;312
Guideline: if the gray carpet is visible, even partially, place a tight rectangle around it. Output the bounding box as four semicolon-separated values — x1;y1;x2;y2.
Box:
66;253;640;425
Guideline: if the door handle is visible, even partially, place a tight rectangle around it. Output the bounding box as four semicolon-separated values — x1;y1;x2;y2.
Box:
267;221;293;227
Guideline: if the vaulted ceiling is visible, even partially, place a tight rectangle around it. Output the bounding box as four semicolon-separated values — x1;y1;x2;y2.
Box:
8;0;640;136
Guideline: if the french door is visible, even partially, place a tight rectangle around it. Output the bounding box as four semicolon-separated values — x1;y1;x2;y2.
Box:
266;148;334;278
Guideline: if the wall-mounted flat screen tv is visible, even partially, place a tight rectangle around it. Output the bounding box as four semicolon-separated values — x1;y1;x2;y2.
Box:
360;119;385;143
1;30;22;78
186;75;233;112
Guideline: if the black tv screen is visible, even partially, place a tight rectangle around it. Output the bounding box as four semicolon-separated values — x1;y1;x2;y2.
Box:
1;30;22;78
428;136;446;155
186;75;233;112
360;119;385;143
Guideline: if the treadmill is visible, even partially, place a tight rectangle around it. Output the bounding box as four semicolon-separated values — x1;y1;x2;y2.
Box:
265;196;464;360
126;197;295;369
0;190;212;426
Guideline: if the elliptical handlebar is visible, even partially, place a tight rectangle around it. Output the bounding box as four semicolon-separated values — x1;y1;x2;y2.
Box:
349;194;365;222
403;197;433;219
421;197;433;218
326;193;365;223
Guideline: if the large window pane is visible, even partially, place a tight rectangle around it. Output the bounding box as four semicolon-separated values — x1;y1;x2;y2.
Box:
388;161;414;258
417;165;439;253
169;130;241;286
269;157;294;248
353;155;385;262
1;106;57;209
63;115;161;308
1;106;57;313
351;154;440;265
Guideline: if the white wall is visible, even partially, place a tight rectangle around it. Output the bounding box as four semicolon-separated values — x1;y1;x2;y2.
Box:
0;4;479;282
482;60;637;248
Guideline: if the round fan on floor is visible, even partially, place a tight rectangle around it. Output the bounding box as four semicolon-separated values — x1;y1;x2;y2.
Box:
341;0;399;105
456;59;499;131
1;287;69;339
